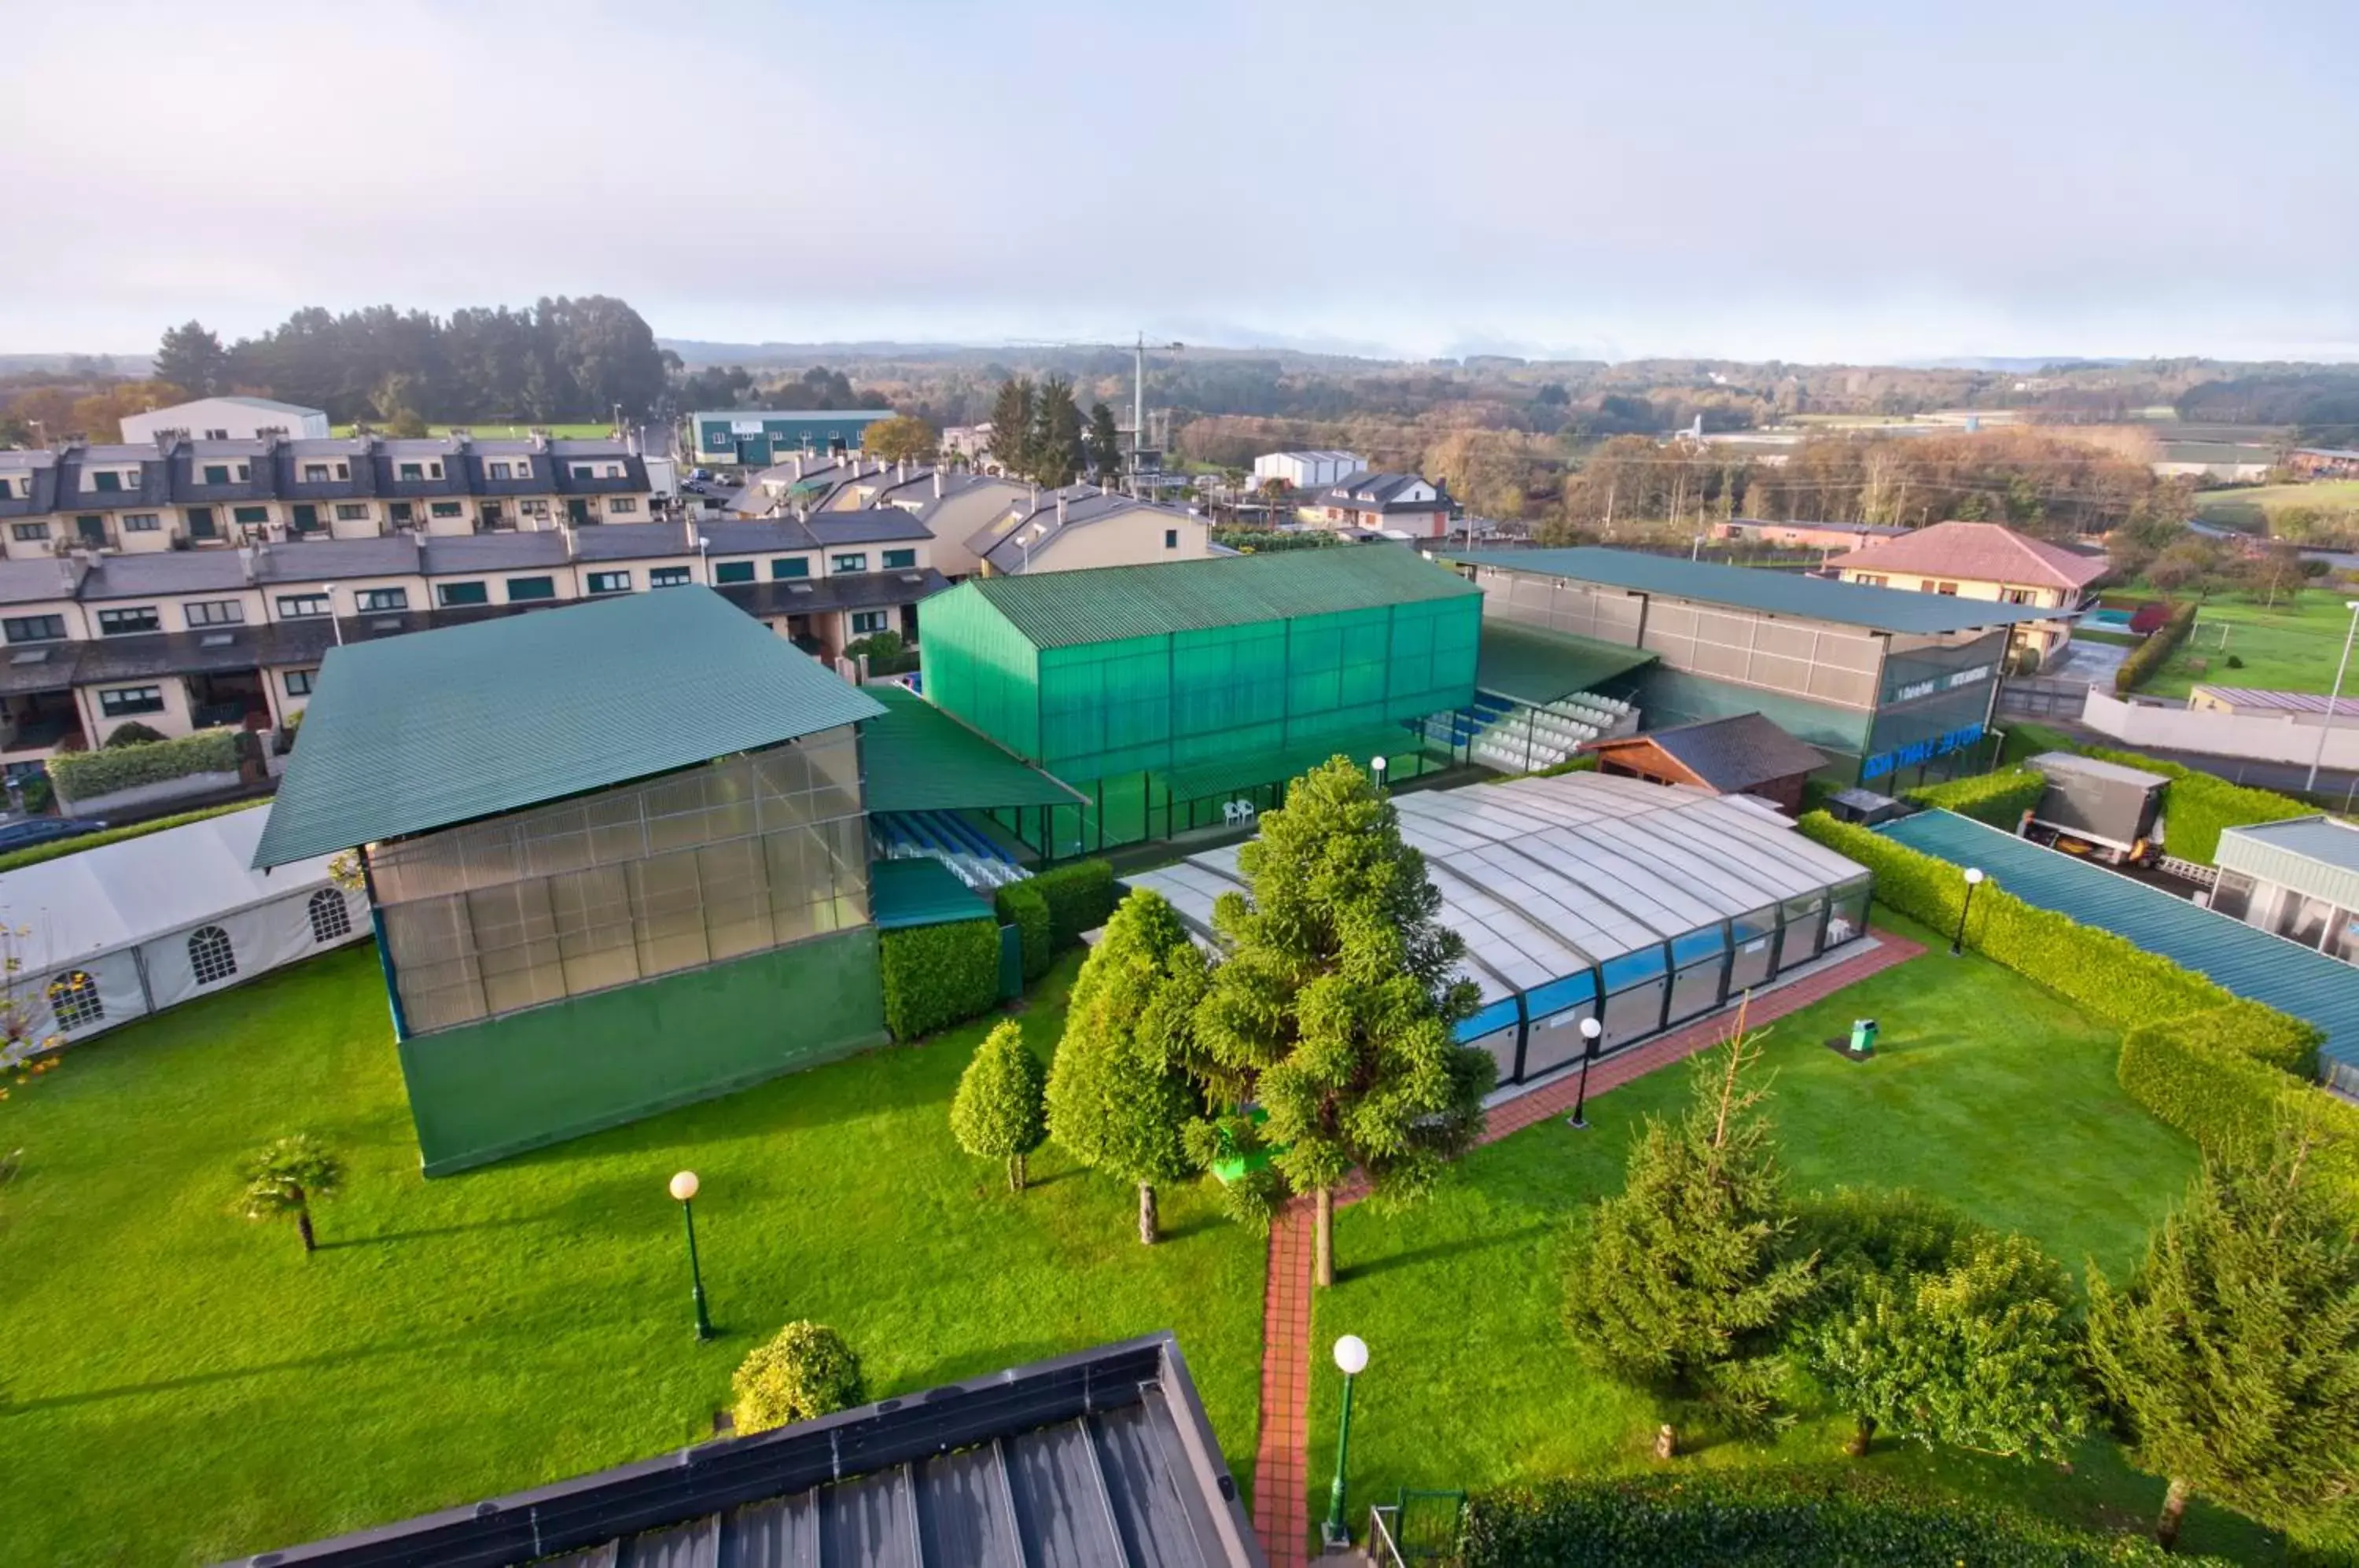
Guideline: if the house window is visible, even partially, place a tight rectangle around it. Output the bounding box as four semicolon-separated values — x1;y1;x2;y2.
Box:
398;462;424;481
92;471;122;493
571;464;594;479
1164;529;1178;550
232;506;268;526
608;497;639;515
882;548;916;569
335;462;350;480
587;571;631;594
184;600;245;628
187;925;237;987
429;501;463;518
649;566;691;587
96;607;160;635
1935;581;1959;596
488;461;513;480
429;462;443;479
276;594;331;619
506;576;556;602
302;464;331;483
334;502;369;522
831;553;867;573
307;888;352;944
284;668;317;697
203;429;227;440
714;560;755;583
10;522;48;542
291;505;320;532
437;581;489;607
3;615;65;643
47;970;102;1032
201;464;230;485
2002;587;2037;605
389;501;413;524
521;499;550;518
123;514;161;532
236;463;250;481
851;610;890;635
772;558;811;580
354;588;408;613
98;685;164;717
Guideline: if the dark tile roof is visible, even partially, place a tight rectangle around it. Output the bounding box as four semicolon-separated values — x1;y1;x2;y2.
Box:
252;536;424;583
720;567;946;618
1595;712;1825;793
806;508;933;547
1319;471;1456;513
697;517;821;555
970;487;1193;574
0;450;63;518
55;450;171;512
0;555;83;605
77;549;254;600
421;531;572;575
572;520;699;561
0;640;79;695
230;1335;1259;1568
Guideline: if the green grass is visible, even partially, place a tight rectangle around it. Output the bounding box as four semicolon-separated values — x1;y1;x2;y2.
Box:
1304;918;2283;1563
326;421;623;440
2196;480;2359;531
2140;588;2355;699
0;946;1261;1566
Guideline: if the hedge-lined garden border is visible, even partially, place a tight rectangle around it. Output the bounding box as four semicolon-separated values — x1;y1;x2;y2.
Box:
1901;766;2045;826
50;729;240;802
1028;859;1117;948
2112;598;2199;694
877;918;999;1041
994;882;1053;983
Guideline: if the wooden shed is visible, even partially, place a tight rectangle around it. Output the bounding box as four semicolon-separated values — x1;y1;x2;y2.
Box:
1585;712;1824;815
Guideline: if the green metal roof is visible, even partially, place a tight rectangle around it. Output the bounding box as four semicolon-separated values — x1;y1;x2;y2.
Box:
1475;620;1658;705
860;686;1085;811
869;856;995;930
254;588;885;867
1151;723;1424;804
1444;547;2077;635
959;544;1480;650
1880;809;2359;1079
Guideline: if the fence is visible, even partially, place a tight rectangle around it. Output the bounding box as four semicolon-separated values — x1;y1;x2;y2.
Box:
2080;687;2359;771
1367;1489;1466;1565
1994;676;2089;720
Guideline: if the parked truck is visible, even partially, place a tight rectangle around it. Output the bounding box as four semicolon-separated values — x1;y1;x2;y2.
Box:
2022;751;2172;866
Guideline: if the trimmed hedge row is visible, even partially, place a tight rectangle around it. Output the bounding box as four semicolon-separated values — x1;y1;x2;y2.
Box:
2077;745;2309;865
1901;766;2046;826
2112;598;2199;694
1460;1470;2221;1568
49;729;240;802
994;882;1053;982
877;918;999;1041
0;798;262;875
1796;813;2321;1072
2118;1014;2359;1204
1028;859;1116;948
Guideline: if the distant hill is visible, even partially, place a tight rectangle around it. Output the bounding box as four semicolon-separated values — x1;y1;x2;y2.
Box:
1902;356;2136;373
0;352;154;377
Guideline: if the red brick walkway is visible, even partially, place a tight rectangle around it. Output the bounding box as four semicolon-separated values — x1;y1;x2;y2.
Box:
1247;929;1927;1565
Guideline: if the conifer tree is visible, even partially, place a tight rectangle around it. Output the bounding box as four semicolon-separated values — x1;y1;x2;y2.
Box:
1047;888;1209;1244
987;377;1037;480
951;1021;1047;1192
1030;376;1085;487
1563;1022;1816;1456
1086;400;1125;481
2085;1132;2359;1551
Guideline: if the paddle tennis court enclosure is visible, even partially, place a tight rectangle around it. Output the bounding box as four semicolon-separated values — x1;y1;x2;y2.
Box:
1127;771;1873;1087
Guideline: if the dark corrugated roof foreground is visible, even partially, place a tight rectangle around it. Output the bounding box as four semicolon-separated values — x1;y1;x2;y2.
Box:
253;587;884;867
961;542;1478;650
1879;809;2359;1081
229;1334;1263;1568
1445;547;2077;635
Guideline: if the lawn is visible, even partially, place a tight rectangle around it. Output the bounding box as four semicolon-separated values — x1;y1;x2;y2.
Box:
326;421;624;440
2196;480;2359;532
1303;920;2284;1563
2140;587;2356;699
0;945;1264;1566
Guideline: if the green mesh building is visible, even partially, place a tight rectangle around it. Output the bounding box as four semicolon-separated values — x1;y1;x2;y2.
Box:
918;546;1481;853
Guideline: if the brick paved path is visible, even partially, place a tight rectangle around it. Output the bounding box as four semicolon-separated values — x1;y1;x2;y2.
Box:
1247;929;1928;1565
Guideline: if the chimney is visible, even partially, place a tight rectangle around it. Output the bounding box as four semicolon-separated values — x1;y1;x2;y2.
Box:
55;553;75;594
529;429;550;452
237;543;256;584
1056;491;1068;526
791;454;804;480
933;468;944;499
555;517;576;560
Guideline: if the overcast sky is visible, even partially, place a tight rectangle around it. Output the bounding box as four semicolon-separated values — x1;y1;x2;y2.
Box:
4;0;2354;364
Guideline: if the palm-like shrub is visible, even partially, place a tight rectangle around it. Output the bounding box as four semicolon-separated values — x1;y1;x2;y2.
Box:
238;1134;344;1253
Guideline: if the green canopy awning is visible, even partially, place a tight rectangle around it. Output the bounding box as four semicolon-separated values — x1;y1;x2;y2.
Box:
1475;620;1657;706
862;686;1086;812
1151;725;1424;804
869;856;995;930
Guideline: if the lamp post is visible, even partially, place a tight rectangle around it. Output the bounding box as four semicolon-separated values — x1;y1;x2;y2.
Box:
669;1169;714;1341
320;583;344;646
1369;753;1388;797
1323;1334;1369;1550
1567;1015;1603;1129
695;532;710;587
1950;867;1985;956
2303;599;2359;793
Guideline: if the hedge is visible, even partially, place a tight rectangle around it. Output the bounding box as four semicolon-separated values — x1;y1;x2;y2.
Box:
2112;598;2199;694
877;918;1000;1041
1460;1470;2223;1568
2118;1014;2359;1205
0;799;263;875
994;881;1054;982
49;730;240;802
1795;813;2321;1069
2077;745;2309;865
1028;859;1116;948
1901;766;2046;827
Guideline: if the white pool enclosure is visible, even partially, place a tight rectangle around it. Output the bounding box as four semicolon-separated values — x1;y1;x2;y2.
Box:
0;808;369;1047
1124;771;1874;1085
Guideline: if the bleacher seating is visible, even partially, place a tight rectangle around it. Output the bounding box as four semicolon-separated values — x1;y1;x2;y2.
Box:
872;811;1030;892
1456;690;1638;774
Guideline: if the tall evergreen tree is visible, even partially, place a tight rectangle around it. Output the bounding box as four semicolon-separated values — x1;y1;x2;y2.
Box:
1563;1024;1816;1455
153;322;227;398
1047;888;1210;1244
1197;757;1489;1286
987;377;1037;480
1086;400;1125;481
1031;376;1085;487
2085;1132;2359;1551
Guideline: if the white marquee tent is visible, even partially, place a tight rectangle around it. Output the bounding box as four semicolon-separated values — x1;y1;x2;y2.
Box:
0;807;367;1047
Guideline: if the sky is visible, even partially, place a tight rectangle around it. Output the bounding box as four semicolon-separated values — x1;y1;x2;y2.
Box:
4;0;2357;366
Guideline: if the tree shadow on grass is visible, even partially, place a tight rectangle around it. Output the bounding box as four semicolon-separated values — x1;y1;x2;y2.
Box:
1342;1221;1553;1282
315;1212;552;1250
1;1335;456;1414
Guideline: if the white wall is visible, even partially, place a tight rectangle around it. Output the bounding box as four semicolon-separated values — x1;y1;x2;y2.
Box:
2081;688;2359;770
120;399;330;442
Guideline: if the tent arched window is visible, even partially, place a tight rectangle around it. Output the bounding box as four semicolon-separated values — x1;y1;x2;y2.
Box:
188;925;237;987
46;969;101;1031
307;888;352;944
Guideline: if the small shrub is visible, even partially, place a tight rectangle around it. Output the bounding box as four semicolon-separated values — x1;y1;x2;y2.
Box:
50;730;239;804
2225;653;2245;669
878;918;999;1040
237;1133;344;1253
994;881;1053;982
731;1321;865;1434
1901;766;2044;827
1028;859;1116;948
17;771;53;815
103;721;167;748
951;1020;1047;1191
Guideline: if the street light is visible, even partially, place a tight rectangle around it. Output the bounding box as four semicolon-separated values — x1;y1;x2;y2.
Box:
694;532;710;587
1950;867;1985;956
669;1169;714;1341
1323;1334;1370;1550
1566;1016;1605;1129
2303;600;2359;793
1369;753;1388;797
320;583;344;646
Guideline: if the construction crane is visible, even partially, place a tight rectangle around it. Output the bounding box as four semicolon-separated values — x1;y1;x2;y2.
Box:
1010;333;1185;476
